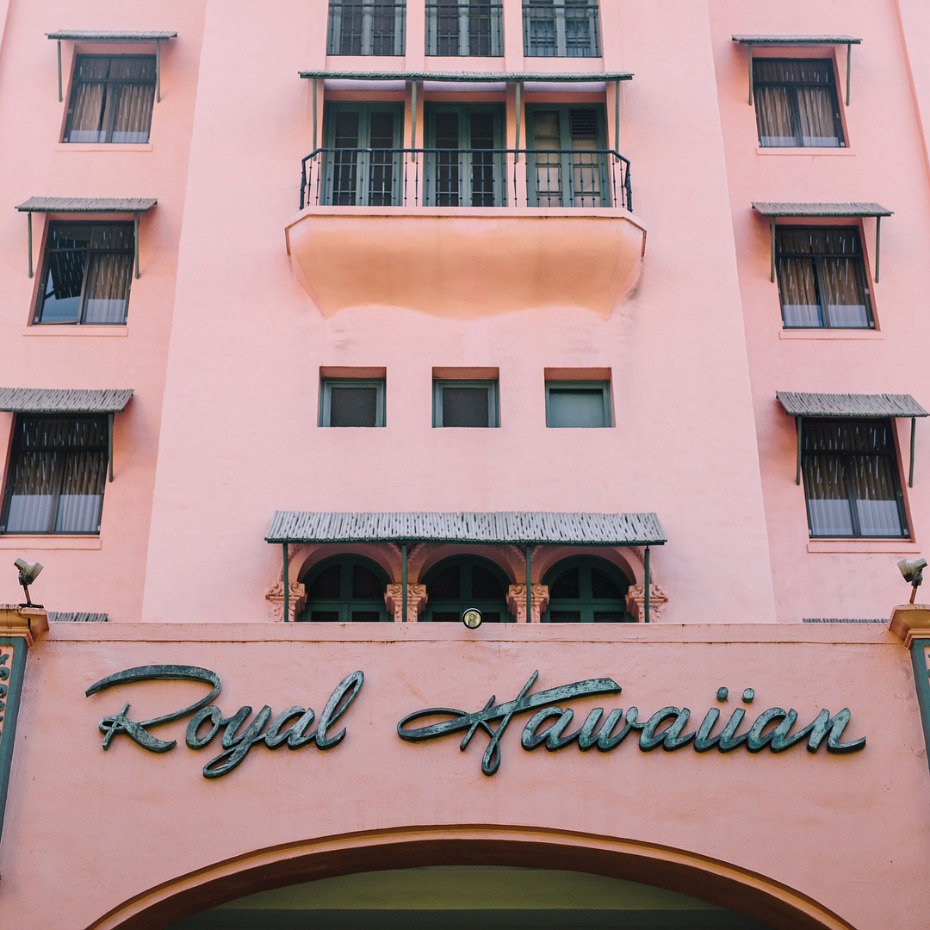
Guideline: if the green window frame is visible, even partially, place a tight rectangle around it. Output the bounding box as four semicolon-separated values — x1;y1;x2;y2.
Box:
320;379;386;427
35;222;134;325
775;226;873;329
298;556;391;622
433;379;499;428
64;55;156;144
523;0;600;58
545;381;611;427
542;557;633;623
327;1;406;56
426;1;504;57
526;105;610;207
424;104;506;207
323;104;404;206
422;556;512;622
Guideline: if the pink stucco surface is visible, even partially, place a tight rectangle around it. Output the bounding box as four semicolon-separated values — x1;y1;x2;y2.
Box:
1;0;930;927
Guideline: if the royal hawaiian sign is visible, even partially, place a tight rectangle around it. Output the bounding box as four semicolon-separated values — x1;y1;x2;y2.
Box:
85;666;866;779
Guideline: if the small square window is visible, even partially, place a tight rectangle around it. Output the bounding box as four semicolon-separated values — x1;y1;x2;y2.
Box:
320;379;385;427
752;59;845;148
802;418;907;538
1;415;108;535
546;381;611;427
776;227;873;329
433;379;499;427
64;55;156;144
35;222;135;325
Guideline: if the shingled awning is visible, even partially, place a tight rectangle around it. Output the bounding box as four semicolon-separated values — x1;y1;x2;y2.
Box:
268;511;665;624
732;35;861;106
47;30;177;102
298;71;633;153
15;197;157;279
0;388;133;482
266;511;665;546
752;202;893;283
777;391;928;487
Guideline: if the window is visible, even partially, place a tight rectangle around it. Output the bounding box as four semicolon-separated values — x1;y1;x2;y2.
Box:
802;419;907;538
775;227;872;329
324;104;403;206
425;105;506;207
35;222;134;325
546;381;611;427
327;1;406;55
320;379;386;427
298;557;390;621
426;1;503;56
752;59;844;147
523;0;600;58
423;557;510;622
433;379;499;427
542;557;633;622
527;106;609;207
64;55;156;143
1;416;108;534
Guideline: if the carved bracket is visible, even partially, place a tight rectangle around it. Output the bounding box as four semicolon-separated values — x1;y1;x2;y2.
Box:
385;584;428;622
626;583;669;623
265;582;307;622
507;584;550;623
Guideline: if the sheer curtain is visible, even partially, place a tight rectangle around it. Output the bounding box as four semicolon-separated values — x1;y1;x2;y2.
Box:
754;59;843;147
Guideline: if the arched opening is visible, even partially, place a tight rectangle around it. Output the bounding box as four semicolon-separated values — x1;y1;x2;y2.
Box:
422;555;512;623
87;828;857;930
297;555;390;622
542;555;633;623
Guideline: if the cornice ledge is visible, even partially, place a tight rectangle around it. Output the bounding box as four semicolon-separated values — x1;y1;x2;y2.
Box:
0;604;49;645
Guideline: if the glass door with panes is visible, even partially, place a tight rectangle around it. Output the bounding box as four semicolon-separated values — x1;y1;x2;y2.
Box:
425;105;505;206
527;106;609;207
324;105;403;206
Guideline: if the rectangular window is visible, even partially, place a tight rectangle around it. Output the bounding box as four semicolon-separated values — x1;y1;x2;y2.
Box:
35;222;134;325
527;106;609;207
426;1;503;56
753;59;844;147
546;381;611;427
523;0;600;58
327;1;406;56
1;416;108;535
802;418;907;538
64;55;156;144
320;379;386;427
433;380;499;427
776;227;872;329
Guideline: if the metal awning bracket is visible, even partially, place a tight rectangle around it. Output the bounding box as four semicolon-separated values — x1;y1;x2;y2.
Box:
770;217;776;283
795;417;802;486
133;213;140;278
911;417;917;488
525;544;533;622
875;215;882;283
748;43;754;105
108;412;115;482
846;43;852;106
57;40;63;102
26;212;33;278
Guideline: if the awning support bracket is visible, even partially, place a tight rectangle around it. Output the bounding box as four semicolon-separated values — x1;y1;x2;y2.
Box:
747;43;754;105
108;412;115;483
283;544;290;622
769;217;776;283
644;547;651;623
134;213;141;279
514;81;523;162
846;42;852;106
402;543;409;622
875;216;882;283
910;417;917;488
56;40;63;102
26;212;33;279
156;39;162;102
525;545;533;622
795;416;803;486
312;78;318;152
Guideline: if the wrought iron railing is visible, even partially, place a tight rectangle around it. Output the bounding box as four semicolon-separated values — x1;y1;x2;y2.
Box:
523;1;600;57
327;1;406;56
426;2;504;56
300;147;632;211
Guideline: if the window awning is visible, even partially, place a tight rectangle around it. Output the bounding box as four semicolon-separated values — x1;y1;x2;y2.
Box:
732;34;861;105
298;70;633;154
776;391;928;487
15;197;157;279
266;510;665;546
752;201;893;283
0;388;132;482
47;30;177;102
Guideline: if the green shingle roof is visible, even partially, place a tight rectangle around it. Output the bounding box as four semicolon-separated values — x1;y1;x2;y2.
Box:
0;387;133;414
299;70;632;83
47;30;177;41
732;35;861;46
776;392;928;418
16;197;157;213
266;511;665;546
752;201;892;218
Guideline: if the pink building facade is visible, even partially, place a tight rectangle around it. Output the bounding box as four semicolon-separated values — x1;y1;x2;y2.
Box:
1;1;930;927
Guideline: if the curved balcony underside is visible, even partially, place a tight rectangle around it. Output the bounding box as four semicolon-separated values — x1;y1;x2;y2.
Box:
285;207;646;318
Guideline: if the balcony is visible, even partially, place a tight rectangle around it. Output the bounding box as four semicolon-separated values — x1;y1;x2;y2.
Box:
286;145;645;318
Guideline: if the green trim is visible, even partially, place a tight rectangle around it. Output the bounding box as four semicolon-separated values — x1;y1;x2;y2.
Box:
0;638;29;845
298;555;390;623
320;378;386;428
422;555;511;623
542;556;633;624
910;641;930;772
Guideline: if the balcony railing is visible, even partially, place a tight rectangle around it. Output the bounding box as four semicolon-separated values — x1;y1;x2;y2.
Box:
300;147;632;211
426;2;504;56
523;1;600;57
327;2;406;56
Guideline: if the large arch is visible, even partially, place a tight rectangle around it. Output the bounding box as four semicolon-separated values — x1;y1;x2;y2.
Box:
86;826;856;930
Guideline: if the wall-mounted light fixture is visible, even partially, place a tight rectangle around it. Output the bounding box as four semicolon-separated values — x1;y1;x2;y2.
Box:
898;557;927;604
462;607;482;629
13;558;43;608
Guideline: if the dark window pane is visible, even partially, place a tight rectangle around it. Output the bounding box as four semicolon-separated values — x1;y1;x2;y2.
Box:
441;386;490;427
548;386;607;427
352;564;384;598
309;564;343;599
591;567;623;599
550;567;580;599
309;610;341;622
429;565;460;598
330;386;378;427
472;564;505;598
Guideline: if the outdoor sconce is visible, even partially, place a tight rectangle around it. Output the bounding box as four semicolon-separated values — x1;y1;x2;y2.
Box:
462;607;482;629
14;558;43;608
898;557;928;604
